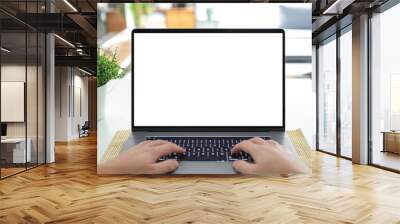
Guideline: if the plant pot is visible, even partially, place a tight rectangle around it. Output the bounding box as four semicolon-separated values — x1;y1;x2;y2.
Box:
97;80;117;122
97;84;107;122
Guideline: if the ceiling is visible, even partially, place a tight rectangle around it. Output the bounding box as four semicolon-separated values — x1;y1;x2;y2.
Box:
0;0;97;75
311;0;391;43
1;0;396;73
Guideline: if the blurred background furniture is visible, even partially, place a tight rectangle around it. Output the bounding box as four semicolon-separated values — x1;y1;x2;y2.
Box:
166;7;195;28
1;138;32;165
79;121;90;138
106;9;126;33
382;131;400;154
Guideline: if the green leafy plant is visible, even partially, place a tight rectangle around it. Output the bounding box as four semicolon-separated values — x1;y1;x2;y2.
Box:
130;3;154;27
97;50;124;87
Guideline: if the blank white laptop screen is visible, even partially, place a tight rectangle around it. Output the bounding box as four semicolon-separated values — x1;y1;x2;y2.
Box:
133;32;284;127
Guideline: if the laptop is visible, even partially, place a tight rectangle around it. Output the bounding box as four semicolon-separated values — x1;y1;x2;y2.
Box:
122;28;294;174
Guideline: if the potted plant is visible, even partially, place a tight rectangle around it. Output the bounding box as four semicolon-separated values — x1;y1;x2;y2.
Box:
97;50;125;121
97;50;124;87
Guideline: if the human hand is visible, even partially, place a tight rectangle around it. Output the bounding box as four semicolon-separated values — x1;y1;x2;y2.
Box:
98;140;185;175
231;137;310;176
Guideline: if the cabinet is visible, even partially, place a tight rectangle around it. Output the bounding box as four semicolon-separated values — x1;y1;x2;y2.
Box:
382;132;400;154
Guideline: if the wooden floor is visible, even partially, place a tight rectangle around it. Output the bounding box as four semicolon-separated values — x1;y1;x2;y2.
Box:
1;167;26;178
1;135;400;223
373;151;400;171
1;163;46;178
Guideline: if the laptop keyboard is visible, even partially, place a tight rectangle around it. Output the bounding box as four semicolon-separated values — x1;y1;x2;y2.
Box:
146;136;270;162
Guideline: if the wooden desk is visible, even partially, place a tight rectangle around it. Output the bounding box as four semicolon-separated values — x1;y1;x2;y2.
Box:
382;131;400;154
95;130;317;222
101;129;315;170
3;134;400;223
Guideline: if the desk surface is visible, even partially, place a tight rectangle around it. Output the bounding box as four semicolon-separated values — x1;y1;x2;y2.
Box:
2;134;400;223
1;138;26;144
100;129;315;171
381;131;400;134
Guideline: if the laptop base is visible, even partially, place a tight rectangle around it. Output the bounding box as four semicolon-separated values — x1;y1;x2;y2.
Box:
121;131;295;175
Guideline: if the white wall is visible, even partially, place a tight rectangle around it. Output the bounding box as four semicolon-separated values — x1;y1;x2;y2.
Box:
55;66;68;141
55;67;89;141
286;78;316;148
72;73;89;138
1;66;26;138
1;65;38;137
1;82;25;122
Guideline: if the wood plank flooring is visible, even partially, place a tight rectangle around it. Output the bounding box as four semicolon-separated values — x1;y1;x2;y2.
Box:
1;167;26;178
1;135;400;223
373;151;400;171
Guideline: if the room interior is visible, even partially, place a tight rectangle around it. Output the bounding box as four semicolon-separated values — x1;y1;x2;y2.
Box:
0;0;400;223
0;0;97;179
0;21;46;177
312;0;400;171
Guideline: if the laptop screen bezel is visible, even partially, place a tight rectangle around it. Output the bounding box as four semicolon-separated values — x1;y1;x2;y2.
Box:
132;28;285;132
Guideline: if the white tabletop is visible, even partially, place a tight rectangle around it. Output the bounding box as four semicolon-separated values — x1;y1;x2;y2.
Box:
1;138;27;144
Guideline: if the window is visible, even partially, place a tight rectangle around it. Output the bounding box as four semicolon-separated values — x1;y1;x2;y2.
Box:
370;3;400;171
339;27;352;158
1;30;28;178
0;1;46;179
318;35;337;154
